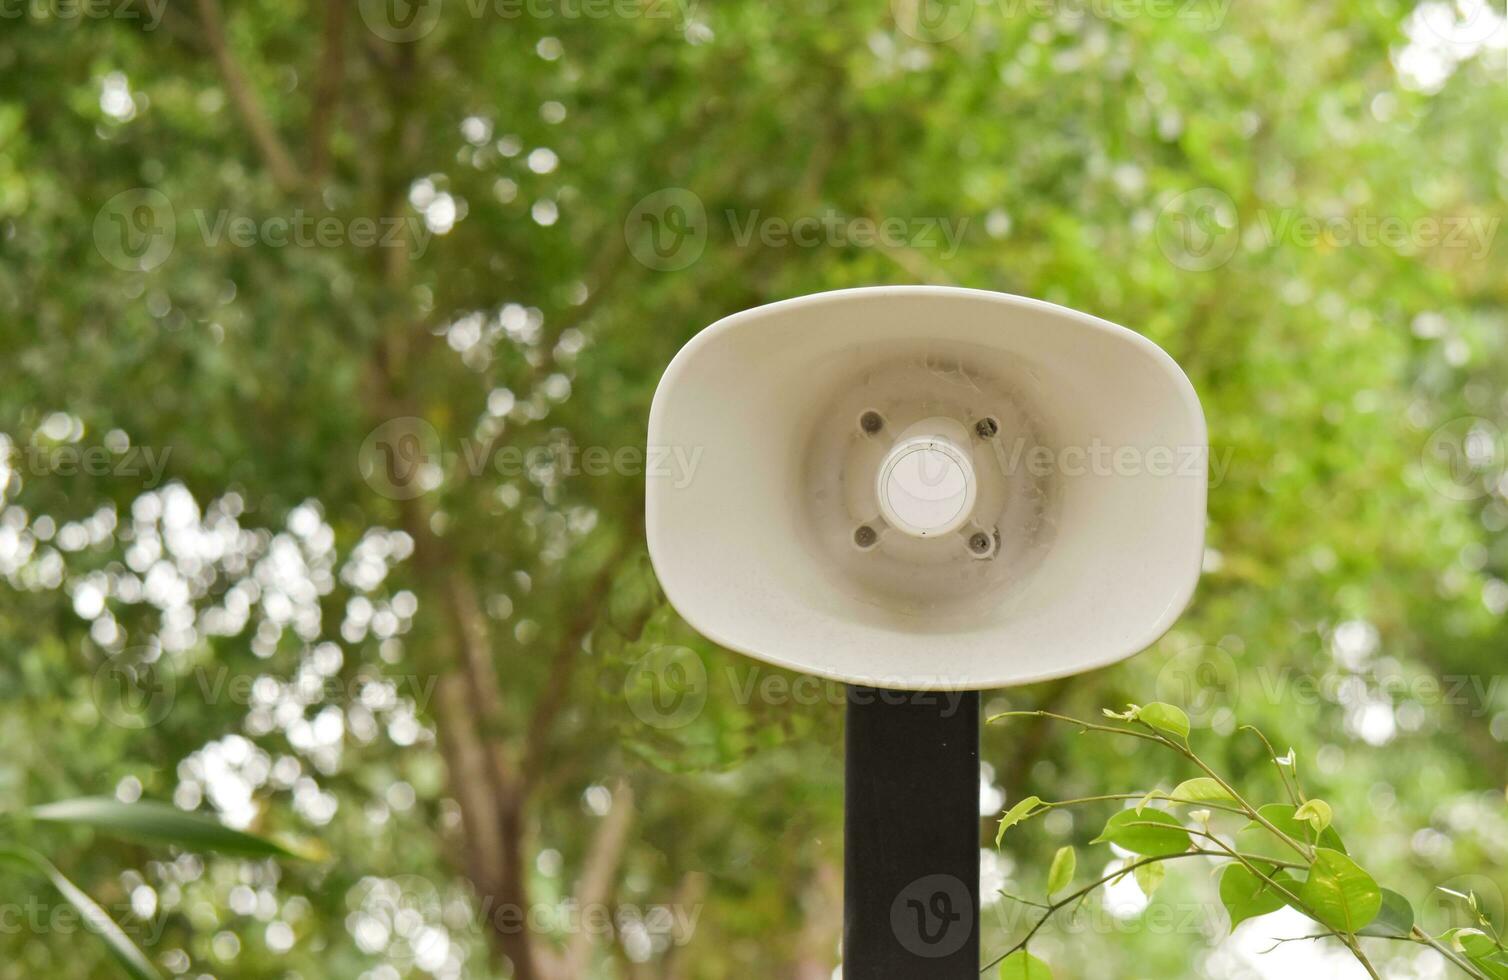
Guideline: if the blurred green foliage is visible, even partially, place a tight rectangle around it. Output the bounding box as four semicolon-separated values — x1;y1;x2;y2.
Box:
0;0;1504;977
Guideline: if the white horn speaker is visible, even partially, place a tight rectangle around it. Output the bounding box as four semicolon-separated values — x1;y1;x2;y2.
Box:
646;286;1207;691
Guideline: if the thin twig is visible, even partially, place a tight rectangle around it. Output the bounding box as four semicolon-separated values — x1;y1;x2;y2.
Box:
193;0;302;192
991;710;1315;861
308;0;348;182
1412;926;1492;979
519;539;638;790
983;850;1235;971
1042;793;1251;820
989;710;1168;747
561;779;637;977
1239;724;1305;807
1142;725;1314;862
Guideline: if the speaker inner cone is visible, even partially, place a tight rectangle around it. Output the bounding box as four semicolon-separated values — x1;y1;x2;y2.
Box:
801;347;1058;615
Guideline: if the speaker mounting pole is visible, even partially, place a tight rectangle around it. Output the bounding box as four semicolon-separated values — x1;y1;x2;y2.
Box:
844;686;980;978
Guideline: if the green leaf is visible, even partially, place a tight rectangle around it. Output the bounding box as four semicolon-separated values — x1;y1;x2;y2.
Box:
29;798;320;861
1100;702;1192;741
1092;808;1191;857
0;844;163;980
998;950;1053;979
1359;889;1415;939
1169;777;1236;804
1293;799;1333;834
1137;702;1191;742
996;796;1044;847
1298;848;1382;934
1046;846;1075;895
1134;860;1166;898
1240;804;1347;857
1219;862;1290;929
1450;930;1508;979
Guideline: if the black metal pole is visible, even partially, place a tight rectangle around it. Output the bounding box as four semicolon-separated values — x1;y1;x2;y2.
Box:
844;686;980;978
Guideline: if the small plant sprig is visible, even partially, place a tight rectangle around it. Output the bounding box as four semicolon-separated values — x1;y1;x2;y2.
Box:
986;703;1507;980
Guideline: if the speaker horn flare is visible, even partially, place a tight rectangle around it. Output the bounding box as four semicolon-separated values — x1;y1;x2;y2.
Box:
646;286;1207;691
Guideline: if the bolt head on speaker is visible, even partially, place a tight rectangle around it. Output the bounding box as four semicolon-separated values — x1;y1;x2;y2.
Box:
646;286;1207;690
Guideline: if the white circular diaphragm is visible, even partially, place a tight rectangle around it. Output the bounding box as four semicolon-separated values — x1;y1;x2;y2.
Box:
876;422;978;538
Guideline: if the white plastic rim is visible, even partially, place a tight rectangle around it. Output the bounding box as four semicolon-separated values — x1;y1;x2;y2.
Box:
645;286;1208;691
876;433;977;538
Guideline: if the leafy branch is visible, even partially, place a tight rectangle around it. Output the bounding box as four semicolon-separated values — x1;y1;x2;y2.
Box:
985;704;1506;980
0;798;319;979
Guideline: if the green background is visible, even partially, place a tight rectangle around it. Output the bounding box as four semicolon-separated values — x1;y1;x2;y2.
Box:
0;0;1505;976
